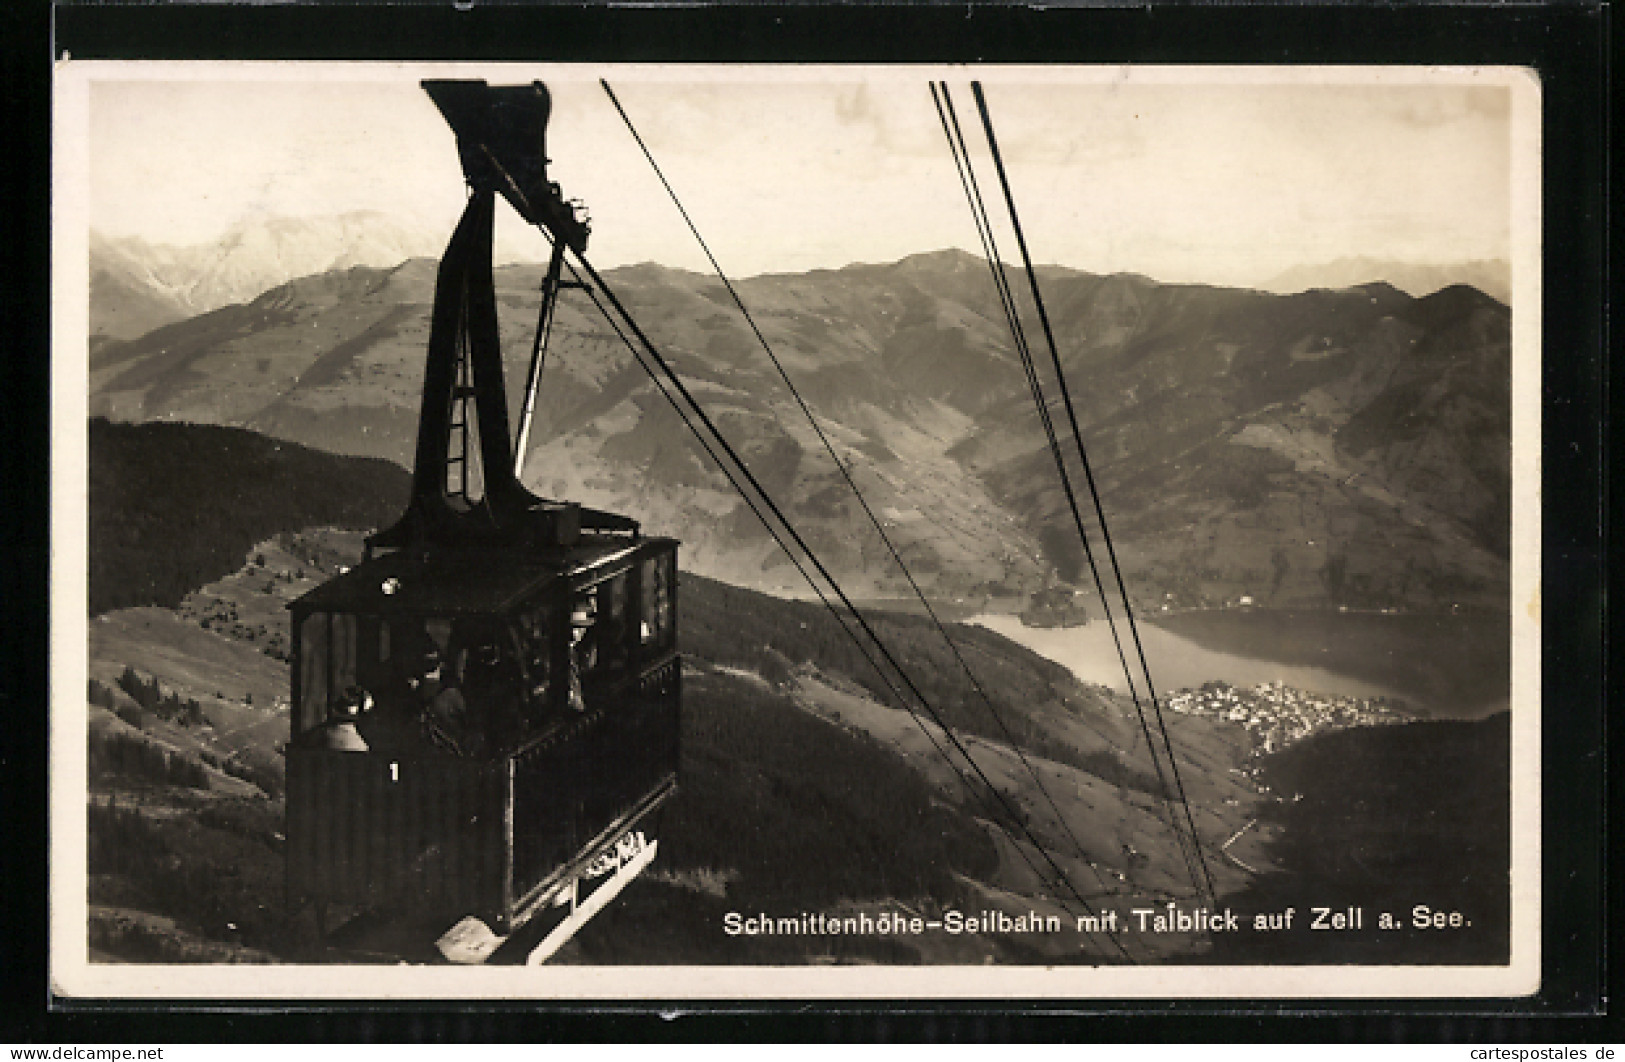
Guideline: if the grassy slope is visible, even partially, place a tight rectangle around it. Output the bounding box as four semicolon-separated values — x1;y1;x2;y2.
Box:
681;573;1161;787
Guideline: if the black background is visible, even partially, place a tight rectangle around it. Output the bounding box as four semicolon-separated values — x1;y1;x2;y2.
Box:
4;0;1611;1043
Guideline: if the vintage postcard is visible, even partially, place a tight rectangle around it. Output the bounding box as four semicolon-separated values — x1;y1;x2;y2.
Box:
51;61;1541;999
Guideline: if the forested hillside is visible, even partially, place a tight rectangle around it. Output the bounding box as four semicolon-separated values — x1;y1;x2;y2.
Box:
1204;712;1510;964
88;417;410;614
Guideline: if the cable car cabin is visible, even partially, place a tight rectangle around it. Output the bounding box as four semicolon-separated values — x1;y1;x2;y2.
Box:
284;80;680;940
285;540;679;931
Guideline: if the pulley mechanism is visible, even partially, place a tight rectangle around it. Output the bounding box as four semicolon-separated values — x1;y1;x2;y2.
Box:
369;81;635;556
422;80;589;253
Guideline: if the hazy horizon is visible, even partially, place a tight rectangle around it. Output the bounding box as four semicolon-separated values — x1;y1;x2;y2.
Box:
88;217;1513;302
82;64;1520;292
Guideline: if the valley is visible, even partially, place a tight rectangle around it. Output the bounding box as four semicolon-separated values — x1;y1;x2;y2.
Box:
74;233;1515;966
78;424;1507;966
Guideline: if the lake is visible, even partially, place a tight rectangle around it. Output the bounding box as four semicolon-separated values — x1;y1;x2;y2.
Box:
969;608;1511;719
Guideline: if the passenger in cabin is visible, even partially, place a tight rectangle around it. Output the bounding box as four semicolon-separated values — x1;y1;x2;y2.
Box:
310;684;373;752
571;595;598;667
334;685;374;720
352;632;434;752
516;610;553;709
408;643;473;754
513;608;571;736
567;594;595;712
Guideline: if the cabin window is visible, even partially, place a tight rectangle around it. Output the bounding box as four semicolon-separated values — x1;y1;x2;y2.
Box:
332;613;359;693
447;617;524;747
298;613;328;733
640;552;675;651
296;611;360;733
598;573;631;674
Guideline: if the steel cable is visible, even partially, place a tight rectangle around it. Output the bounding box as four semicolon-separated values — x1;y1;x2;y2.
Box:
600;77;1132;933
967;80;1218;905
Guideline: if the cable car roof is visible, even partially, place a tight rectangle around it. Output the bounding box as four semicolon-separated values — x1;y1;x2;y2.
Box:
290;537;676;616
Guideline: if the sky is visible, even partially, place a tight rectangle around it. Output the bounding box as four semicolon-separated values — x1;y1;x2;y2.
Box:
82;64;1521;289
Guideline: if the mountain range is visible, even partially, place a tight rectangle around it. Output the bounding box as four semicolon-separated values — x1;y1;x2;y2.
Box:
1263;256;1511;306
90;213;443;343
87;240;1512;615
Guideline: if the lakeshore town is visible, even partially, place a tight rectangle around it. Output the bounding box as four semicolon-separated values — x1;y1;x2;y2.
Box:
1165;679;1415;755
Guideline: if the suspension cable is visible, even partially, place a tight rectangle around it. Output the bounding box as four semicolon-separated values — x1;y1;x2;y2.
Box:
967;80;1217;905
599;77;1129;913
928;84;1159;762
933;82;1217;906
